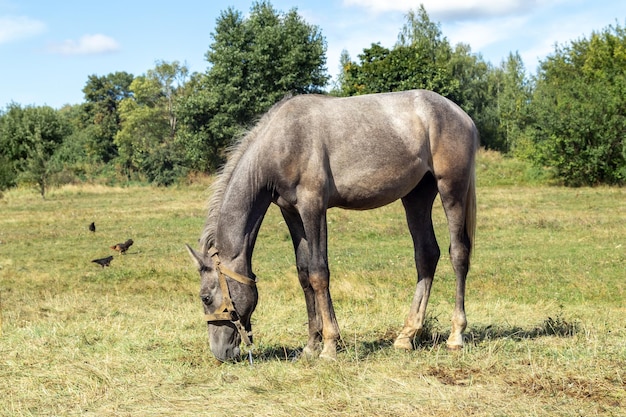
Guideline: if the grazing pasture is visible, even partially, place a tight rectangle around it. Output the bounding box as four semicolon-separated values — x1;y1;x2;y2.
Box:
0;152;624;416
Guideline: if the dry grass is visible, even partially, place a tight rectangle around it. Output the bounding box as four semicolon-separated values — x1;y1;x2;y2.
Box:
0;166;625;416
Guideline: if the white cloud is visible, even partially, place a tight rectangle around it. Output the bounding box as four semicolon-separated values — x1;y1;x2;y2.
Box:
444;16;528;51
0;15;45;44
517;13;603;71
343;0;541;20
47;33;120;55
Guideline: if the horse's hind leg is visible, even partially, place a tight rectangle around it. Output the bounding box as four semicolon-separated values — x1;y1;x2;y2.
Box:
438;177;472;350
394;174;441;350
280;207;323;358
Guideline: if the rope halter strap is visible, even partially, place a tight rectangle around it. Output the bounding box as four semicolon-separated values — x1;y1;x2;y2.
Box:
204;248;256;349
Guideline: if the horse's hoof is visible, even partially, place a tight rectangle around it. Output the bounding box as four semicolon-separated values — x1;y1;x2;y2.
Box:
319;345;337;361
393;337;413;351
300;346;319;360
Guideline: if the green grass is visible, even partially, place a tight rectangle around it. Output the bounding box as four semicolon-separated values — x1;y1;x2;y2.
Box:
1;155;625;416
476;149;554;187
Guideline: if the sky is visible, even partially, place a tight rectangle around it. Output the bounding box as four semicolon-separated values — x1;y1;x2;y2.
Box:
1;0;625;109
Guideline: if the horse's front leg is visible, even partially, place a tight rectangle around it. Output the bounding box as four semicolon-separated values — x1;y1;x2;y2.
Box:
309;263;340;360
300;206;340;360
280;208;322;357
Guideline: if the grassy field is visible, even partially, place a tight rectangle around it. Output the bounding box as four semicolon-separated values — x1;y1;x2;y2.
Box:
1;152;625;416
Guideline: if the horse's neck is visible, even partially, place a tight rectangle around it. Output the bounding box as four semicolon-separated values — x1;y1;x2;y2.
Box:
214;168;272;274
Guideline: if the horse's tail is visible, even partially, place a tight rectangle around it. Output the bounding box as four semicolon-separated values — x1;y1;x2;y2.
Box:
466;165;476;258
465;136;478;258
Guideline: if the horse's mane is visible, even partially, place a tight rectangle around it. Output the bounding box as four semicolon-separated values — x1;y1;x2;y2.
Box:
199;96;291;254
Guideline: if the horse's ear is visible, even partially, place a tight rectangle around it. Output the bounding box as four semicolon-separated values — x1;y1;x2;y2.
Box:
185;244;205;270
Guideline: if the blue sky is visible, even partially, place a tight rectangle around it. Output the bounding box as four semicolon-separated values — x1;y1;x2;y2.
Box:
1;0;624;109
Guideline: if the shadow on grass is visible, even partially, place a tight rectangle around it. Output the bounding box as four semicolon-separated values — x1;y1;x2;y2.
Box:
251;314;580;363
254;345;303;362
413;313;581;350
251;337;396;363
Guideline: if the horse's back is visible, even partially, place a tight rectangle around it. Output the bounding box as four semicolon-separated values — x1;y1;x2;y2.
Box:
264;90;477;210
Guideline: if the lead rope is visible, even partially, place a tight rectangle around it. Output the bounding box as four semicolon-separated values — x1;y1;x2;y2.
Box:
230;314;254;366
245;336;254;366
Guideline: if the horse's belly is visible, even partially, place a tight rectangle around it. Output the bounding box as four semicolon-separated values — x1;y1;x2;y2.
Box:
329;165;428;210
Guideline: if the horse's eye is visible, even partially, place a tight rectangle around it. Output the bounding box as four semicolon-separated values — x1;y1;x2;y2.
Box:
201;295;212;305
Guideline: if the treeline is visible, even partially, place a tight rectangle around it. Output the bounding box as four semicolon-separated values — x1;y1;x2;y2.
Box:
1;2;625;197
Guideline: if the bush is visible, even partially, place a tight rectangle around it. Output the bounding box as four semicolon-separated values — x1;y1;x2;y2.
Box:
528;24;626;186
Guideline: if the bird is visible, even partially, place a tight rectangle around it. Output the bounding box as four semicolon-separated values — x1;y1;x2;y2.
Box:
92;255;113;267
110;239;134;254
89;222;96;233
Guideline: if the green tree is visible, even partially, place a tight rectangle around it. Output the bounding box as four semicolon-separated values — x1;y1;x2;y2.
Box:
336;6;503;150
0;104;70;197
175;73;217;172
339;6;456;96
176;1;329;172
115;61;189;185
448;43;501;150
0;152;14;190
496;52;533;156
82;71;134;163
49;104;99;182
330;49;352;96
0;104;22;189
147;60;189;134
529;23;626;185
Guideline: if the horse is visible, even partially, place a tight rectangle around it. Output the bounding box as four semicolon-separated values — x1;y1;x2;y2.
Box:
186;89;478;362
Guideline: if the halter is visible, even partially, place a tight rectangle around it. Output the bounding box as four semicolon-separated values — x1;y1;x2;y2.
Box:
205;248;256;361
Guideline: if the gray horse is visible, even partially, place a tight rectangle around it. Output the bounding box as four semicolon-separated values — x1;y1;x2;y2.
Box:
187;89;478;362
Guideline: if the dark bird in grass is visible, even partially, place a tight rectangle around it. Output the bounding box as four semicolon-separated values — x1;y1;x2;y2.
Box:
89;222;96;233
110;239;134;254
92;255;113;267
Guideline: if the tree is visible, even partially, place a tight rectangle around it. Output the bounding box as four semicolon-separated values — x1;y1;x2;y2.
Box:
340;42;394;95
0;151;14;190
175;73;218;173
0;104;23;189
448;43;500;150
176;1;329;172
496;52;533;155
147;60;189;134
529;23;626;185
338;6;456;96
330;49;352;96
115;61;189;185
82;71;134;163
335;6;504;150
48;104;99;182
0;104;70;197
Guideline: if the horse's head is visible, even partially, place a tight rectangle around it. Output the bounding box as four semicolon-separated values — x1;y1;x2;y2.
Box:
186;245;258;362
